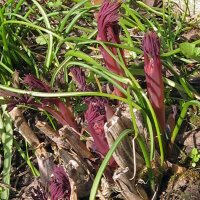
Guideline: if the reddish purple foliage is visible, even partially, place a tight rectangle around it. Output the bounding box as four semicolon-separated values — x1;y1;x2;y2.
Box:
42;98;78;131
70;67;88;91
50;166;71;200
143;31;165;132
0;89;21;98
23;74;51;92
85;102;108;155
97;0;126;97
0;89;37;111
1;75;78;130
23;75;78;130
84;97;108;112
85;98;116;166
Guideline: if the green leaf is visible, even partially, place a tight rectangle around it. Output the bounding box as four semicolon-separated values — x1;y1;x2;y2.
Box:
193;156;199;163
74;103;87;113
48;0;62;8
89;129;132;200
179;42;200;61
194;47;200;58
191;148;198;155
1;106;13;200
179;42;196;58
36;35;48;45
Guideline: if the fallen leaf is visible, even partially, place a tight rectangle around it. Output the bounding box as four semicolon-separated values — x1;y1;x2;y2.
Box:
143;0;162;7
183;29;200;41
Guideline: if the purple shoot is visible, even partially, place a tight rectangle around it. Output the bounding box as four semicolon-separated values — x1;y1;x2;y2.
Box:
85;100;109;156
1;74;79;131
50;166;71;200
23;75;78;130
143;31;165;133
70;67;88;91
0;89;36;112
97;0;126;97
84;98;116;167
23;74;51;92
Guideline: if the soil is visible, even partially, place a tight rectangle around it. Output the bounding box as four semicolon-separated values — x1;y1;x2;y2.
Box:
160;169;200;200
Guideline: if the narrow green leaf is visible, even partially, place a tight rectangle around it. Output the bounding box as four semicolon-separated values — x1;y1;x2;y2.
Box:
1;106;13;200
89;129;132;200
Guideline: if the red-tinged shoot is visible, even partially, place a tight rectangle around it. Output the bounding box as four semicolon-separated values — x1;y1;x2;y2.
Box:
143;31;165;133
84;98;109;156
24;74;78;131
50;166;71;200
70;67;88;91
97;0;126;97
84;97;116;166
23;74;51;92
70;67;117;165
0;74;78;131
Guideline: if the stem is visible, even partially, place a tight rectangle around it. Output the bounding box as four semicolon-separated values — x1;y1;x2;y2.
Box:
59;0;89;32
2;20;63;40
171;100;200;144
32;0;53;70
0;84;142;110
161;39;200;57
137;135;155;192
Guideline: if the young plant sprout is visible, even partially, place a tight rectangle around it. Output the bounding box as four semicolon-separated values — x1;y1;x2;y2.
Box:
84;98;109;156
70;67;88;91
50;166;71;200
143;31;166;134
70;65;116;164
97;0;126;97
0;75;78;131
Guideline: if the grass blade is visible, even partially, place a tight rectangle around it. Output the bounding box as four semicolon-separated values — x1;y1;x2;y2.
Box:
1;106;13;200
32;0;53;70
89;129;132;200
